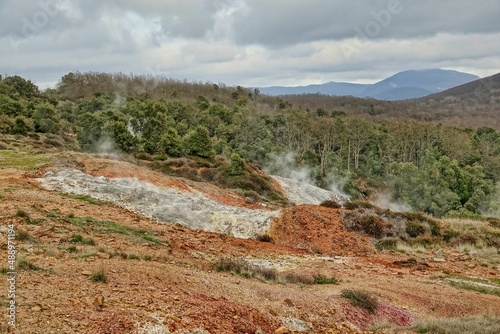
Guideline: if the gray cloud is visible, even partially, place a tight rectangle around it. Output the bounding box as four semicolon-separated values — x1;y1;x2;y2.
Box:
0;0;499;88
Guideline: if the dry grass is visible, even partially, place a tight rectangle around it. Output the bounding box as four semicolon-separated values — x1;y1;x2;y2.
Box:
410;315;500;334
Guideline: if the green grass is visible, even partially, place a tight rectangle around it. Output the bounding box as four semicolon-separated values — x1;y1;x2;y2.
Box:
0;150;50;169
0;267;9;274
59;193;103;205
64;216;163;245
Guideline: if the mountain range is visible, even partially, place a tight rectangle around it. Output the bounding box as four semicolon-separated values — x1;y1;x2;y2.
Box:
259;69;480;101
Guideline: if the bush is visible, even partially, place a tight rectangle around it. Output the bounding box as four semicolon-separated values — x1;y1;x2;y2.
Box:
406;221;425;238
360;215;385;238
90;266;108;283
17;258;43;271
255;234;273;243
312;275;339;284
69;234;95;245
375;238;399;251
320;200;341;209
344;200;375;210
341;289;378;313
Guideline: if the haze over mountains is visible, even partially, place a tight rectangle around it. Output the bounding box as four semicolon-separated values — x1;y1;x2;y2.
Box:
259;69;480;101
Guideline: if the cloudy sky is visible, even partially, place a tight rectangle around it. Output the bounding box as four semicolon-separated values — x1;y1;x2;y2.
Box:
1;0;500;89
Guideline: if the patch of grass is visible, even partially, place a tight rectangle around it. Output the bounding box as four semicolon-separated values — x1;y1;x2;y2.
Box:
15;228;31;241
17;257;43;271
59;193;103;205
127;253;140;260
90;266;108;283
0;267;9;274
341;289;378;313
0;150;50;170
66;245;78;253
64;216;163;245
344;200;375;210
0;194;5;200
375;237;398;251
143;255;153;261
312;275;339;284
76;252;97;259
445;279;500;297
15;209;29;218
69;234;96;245
320;200;341;209
411;315;500;334
214;257;278;281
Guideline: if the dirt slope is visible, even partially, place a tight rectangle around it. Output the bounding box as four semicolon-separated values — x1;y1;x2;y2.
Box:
0;152;499;333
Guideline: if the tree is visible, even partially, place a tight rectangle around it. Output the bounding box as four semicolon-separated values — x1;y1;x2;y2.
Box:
160;127;183;157
228;153;245;176
32;102;61;133
183;125;215;158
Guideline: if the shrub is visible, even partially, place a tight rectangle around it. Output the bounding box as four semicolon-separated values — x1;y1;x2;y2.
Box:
443;229;461;242
69;234;96;245
90;266;108;283
15;228;31;241
341;289;378;313
406;221;425;238
15;209;29;218
375;238;399;251
344;201;375;210
312;275;339;284
17;258;43;271
320;200;341;209
360;215;385;238
255;234;273;243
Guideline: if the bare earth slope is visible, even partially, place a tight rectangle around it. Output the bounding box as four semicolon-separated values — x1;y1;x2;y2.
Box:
1;151;499;333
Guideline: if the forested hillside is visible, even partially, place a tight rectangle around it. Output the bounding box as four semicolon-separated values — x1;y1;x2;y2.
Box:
1;72;499;218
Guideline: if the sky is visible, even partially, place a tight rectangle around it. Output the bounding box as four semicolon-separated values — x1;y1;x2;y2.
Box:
1;0;500;89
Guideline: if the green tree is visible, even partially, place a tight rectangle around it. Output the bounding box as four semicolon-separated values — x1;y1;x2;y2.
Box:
160;127;183;157
32;102;61;133
228;153;245;176
183;125;215;158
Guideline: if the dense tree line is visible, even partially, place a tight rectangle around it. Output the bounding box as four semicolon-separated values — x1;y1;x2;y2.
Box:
1;73;499;218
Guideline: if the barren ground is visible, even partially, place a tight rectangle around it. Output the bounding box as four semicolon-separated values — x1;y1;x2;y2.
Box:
0;150;499;334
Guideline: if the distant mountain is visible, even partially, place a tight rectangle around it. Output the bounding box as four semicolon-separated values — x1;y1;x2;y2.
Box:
260;81;367;96
259;69;480;101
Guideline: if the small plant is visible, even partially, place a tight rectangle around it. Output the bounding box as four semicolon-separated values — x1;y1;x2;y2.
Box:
255;234;273;243
15;228;31;241
344;200;375;210
90;266;108;283
375;238;398;251
406;221;425;238
67;245;78;253
69;234;96;245
320;200;341;209
127;253;140;260
312;275;339;284
0;267;9;274
341;289;378;313
143;255;153;261
15;209;29;218
17;257;43;271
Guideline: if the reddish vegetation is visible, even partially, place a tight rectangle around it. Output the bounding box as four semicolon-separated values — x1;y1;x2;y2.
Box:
270;205;375;256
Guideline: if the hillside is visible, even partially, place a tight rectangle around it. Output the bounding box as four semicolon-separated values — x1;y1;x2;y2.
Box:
1;135;500;333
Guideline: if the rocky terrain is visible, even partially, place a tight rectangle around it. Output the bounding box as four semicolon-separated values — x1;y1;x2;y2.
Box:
1;146;499;333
